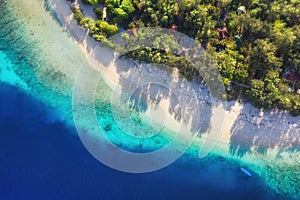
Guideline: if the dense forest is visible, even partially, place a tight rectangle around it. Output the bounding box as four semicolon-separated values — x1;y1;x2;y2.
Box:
71;0;300;115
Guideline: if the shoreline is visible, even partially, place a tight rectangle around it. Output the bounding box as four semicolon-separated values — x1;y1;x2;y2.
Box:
2;0;299;197
47;0;299;149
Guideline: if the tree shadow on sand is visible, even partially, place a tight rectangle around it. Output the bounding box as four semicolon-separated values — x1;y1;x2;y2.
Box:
229;105;300;158
112;58;213;135
104;28;230;139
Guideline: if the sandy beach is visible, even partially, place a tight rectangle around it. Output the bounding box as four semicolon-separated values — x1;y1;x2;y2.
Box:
47;0;299;152
1;0;298;196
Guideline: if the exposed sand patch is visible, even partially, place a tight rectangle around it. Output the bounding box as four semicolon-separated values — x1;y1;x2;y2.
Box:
45;0;299;156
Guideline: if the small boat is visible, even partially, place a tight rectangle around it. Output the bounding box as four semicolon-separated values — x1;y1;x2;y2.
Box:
240;167;252;177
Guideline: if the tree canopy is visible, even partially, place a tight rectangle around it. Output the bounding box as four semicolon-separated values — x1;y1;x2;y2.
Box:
76;0;300;115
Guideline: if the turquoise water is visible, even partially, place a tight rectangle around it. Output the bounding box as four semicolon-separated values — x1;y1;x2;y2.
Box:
0;83;279;199
0;0;299;199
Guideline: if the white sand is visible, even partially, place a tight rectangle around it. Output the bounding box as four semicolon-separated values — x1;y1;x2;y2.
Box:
6;0;297;194
47;0;299;157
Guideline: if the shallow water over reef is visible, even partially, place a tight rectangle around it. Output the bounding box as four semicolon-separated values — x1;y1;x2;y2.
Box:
0;0;298;199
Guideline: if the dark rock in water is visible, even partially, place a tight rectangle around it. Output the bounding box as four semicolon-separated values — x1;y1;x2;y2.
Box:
105;124;111;131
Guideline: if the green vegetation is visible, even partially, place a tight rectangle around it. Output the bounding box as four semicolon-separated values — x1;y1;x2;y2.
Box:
94;8;103;19
74;0;300;115
106;0;137;23
71;7;118;41
81;0;99;6
71;6;84;22
88;0;99;6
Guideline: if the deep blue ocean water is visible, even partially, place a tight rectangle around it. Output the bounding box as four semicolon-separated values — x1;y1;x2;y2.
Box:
0;1;283;198
0;83;278;200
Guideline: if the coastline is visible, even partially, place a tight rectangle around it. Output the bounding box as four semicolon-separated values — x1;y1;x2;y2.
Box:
45;0;299;196
47;0;299;149
2;0;299;197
